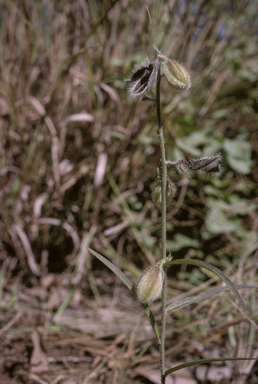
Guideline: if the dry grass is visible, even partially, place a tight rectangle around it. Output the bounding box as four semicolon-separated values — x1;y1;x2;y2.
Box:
0;0;258;383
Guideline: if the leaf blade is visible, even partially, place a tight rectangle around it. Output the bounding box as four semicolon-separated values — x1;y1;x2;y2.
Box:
88;247;133;290
166;285;256;313
88;248;160;341
165;259;246;310
165;357;258;376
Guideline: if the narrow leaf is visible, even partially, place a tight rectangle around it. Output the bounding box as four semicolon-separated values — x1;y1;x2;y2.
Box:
88;248;160;341
88;248;133;290
165;357;258;376
165;259;246;310
166;285;257;313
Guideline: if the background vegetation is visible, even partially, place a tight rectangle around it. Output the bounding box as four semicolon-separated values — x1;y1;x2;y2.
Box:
0;0;257;383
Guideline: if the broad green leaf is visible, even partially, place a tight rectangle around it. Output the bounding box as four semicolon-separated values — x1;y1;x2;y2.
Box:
165;259;246;310
205;207;236;234
166;285;256;313
204;185;223;196
202;141;222;157
175;116;196;133
166;234;198;252
223;139;252;174
176;136;202;157
211;109;229;119
88;248;160;341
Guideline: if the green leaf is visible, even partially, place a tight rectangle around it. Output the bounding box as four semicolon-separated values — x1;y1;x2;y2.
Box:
176;136;201;157
175;116;196;133
166;234;198;252
165;259;246;310
88;248;160;341
88;248;133;290
205;207;236;234
166;285;256;313
165;357;257;376
223;139;252;174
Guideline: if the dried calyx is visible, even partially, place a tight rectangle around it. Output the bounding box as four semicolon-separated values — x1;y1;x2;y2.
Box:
125;59;159;97
166;153;223;177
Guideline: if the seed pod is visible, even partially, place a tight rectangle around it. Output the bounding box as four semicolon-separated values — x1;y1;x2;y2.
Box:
137;260;165;304
158;54;191;90
152;178;176;209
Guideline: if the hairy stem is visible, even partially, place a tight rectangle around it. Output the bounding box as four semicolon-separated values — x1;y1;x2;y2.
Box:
156;62;167;384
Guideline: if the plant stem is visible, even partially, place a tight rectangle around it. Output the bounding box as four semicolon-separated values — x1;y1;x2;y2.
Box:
160;273;167;384
156;61;167;384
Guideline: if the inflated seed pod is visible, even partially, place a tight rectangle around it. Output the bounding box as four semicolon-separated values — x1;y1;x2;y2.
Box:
137;260;166;304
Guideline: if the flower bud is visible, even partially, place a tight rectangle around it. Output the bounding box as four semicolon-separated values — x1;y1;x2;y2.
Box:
158;54;191;90
151;178;177;209
137;260;165;304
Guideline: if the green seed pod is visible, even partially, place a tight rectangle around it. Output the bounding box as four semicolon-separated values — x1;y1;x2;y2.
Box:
137;260;165;304
158;54;191;90
151;177;177;209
